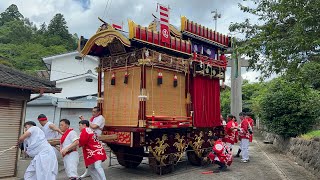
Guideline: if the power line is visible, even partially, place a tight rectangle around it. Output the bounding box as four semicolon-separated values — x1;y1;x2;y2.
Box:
102;0;110;19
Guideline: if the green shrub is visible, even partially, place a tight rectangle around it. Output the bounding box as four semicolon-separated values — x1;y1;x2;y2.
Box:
260;78;320;137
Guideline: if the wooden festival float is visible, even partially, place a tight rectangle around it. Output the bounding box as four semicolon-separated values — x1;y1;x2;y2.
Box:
78;11;230;174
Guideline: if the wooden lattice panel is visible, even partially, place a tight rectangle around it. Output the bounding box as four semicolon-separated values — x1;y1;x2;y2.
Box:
145;67;187;117
103;67;141;126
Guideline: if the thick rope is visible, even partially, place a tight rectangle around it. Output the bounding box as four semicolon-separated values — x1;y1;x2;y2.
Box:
0;146;17;156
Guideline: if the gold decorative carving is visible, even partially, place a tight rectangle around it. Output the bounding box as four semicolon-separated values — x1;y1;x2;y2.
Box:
189;131;205;158
173;133;187;162
95;36;115;47
149;134;169;166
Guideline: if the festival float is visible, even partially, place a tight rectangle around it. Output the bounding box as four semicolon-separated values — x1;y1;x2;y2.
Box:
78;5;230;174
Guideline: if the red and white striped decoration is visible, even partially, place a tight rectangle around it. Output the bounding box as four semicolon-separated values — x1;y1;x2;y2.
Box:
159;4;170;44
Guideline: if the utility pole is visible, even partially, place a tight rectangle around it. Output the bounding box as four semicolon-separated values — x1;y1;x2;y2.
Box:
211;9;221;31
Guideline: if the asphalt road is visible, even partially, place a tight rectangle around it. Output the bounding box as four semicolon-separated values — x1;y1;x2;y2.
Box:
54;132;317;180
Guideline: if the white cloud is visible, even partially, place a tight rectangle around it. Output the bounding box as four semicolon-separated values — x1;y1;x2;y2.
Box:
0;0;257;37
1;0;273;82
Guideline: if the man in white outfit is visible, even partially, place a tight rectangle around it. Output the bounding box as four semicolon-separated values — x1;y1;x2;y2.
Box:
37;114;63;157
18;121;58;180
59;119;79;180
79;106;105;178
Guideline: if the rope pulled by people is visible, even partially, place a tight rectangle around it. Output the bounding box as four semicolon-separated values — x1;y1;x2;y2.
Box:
0;146;17;156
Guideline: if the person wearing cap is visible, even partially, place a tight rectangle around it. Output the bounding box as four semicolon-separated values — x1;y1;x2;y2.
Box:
18;121;58;180
37;114;63;157
59;119;79;180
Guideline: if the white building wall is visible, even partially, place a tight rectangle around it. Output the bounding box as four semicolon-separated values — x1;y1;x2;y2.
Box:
25;106;58;126
60;108;92;133
50;55;98;81
51;77;98;98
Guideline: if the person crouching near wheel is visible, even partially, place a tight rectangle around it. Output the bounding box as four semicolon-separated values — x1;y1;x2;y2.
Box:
79;120;107;180
207;136;233;172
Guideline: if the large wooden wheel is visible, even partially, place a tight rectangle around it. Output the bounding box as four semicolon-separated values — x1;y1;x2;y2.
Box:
186;149;202;166
116;146;144;168
148;153;173;175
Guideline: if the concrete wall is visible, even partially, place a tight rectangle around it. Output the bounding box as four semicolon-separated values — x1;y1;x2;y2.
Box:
263;132;320;178
25;106;58;126
53;76;98;98
50;54;98;81
26;106;92;133
60;108;92;133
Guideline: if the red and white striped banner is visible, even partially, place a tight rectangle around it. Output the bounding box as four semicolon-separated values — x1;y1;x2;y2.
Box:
159;4;170;44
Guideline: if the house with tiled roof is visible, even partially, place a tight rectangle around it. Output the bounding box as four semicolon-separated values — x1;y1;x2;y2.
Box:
0;64;61;178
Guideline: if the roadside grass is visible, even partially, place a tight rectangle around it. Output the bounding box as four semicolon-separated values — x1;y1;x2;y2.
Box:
300;130;320;140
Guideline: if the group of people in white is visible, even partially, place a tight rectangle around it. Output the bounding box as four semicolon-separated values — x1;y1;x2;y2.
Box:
18;106;109;180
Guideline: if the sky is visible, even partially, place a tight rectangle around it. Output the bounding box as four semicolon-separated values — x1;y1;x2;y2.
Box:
0;0;267;84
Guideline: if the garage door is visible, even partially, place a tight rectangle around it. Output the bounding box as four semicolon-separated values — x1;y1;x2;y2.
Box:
0;98;23;178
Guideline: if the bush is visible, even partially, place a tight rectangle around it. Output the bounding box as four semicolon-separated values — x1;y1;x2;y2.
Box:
300;130;320;140
260;78;320;137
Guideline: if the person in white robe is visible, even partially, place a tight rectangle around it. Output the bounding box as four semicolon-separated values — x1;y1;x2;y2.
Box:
37;114;62;157
18;121;58;180
59;119;79;180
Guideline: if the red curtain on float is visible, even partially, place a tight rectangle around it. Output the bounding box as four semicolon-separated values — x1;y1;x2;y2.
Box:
191;76;221;127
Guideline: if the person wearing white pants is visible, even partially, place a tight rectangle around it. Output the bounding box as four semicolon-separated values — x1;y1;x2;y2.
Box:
79;106;105;178
19;121;58;180
239;114;250;163
88;160;106;180
59;119;80;180
79;120;107;180
241;138;250;162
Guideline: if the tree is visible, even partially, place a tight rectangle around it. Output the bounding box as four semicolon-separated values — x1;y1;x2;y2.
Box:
38;22;47;35
48;13;70;39
0;4;78;73
220;88;231;118
229;0;320;78
259;78;320;137
47;13;77;49
0;4;23;25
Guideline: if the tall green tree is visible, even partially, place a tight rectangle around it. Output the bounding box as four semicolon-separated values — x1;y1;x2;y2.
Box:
0;4;23;25
229;0;320;78
0;4;78;73
47;13;77;49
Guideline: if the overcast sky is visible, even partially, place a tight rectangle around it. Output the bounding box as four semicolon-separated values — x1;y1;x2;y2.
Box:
0;0;267;84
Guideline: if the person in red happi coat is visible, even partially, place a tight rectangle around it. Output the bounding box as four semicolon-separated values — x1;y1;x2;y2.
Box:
78;120;107;180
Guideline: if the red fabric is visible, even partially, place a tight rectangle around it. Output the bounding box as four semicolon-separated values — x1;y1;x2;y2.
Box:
112;24;122;29
38;117;47;121
191;76;221;127
208;139;233;166
234;121;239;143
208;140;226;163
240;119;250;139
89;116;95;122
223;120;236;144
79;128;107;167
247;118;254;142
60;128;73;145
